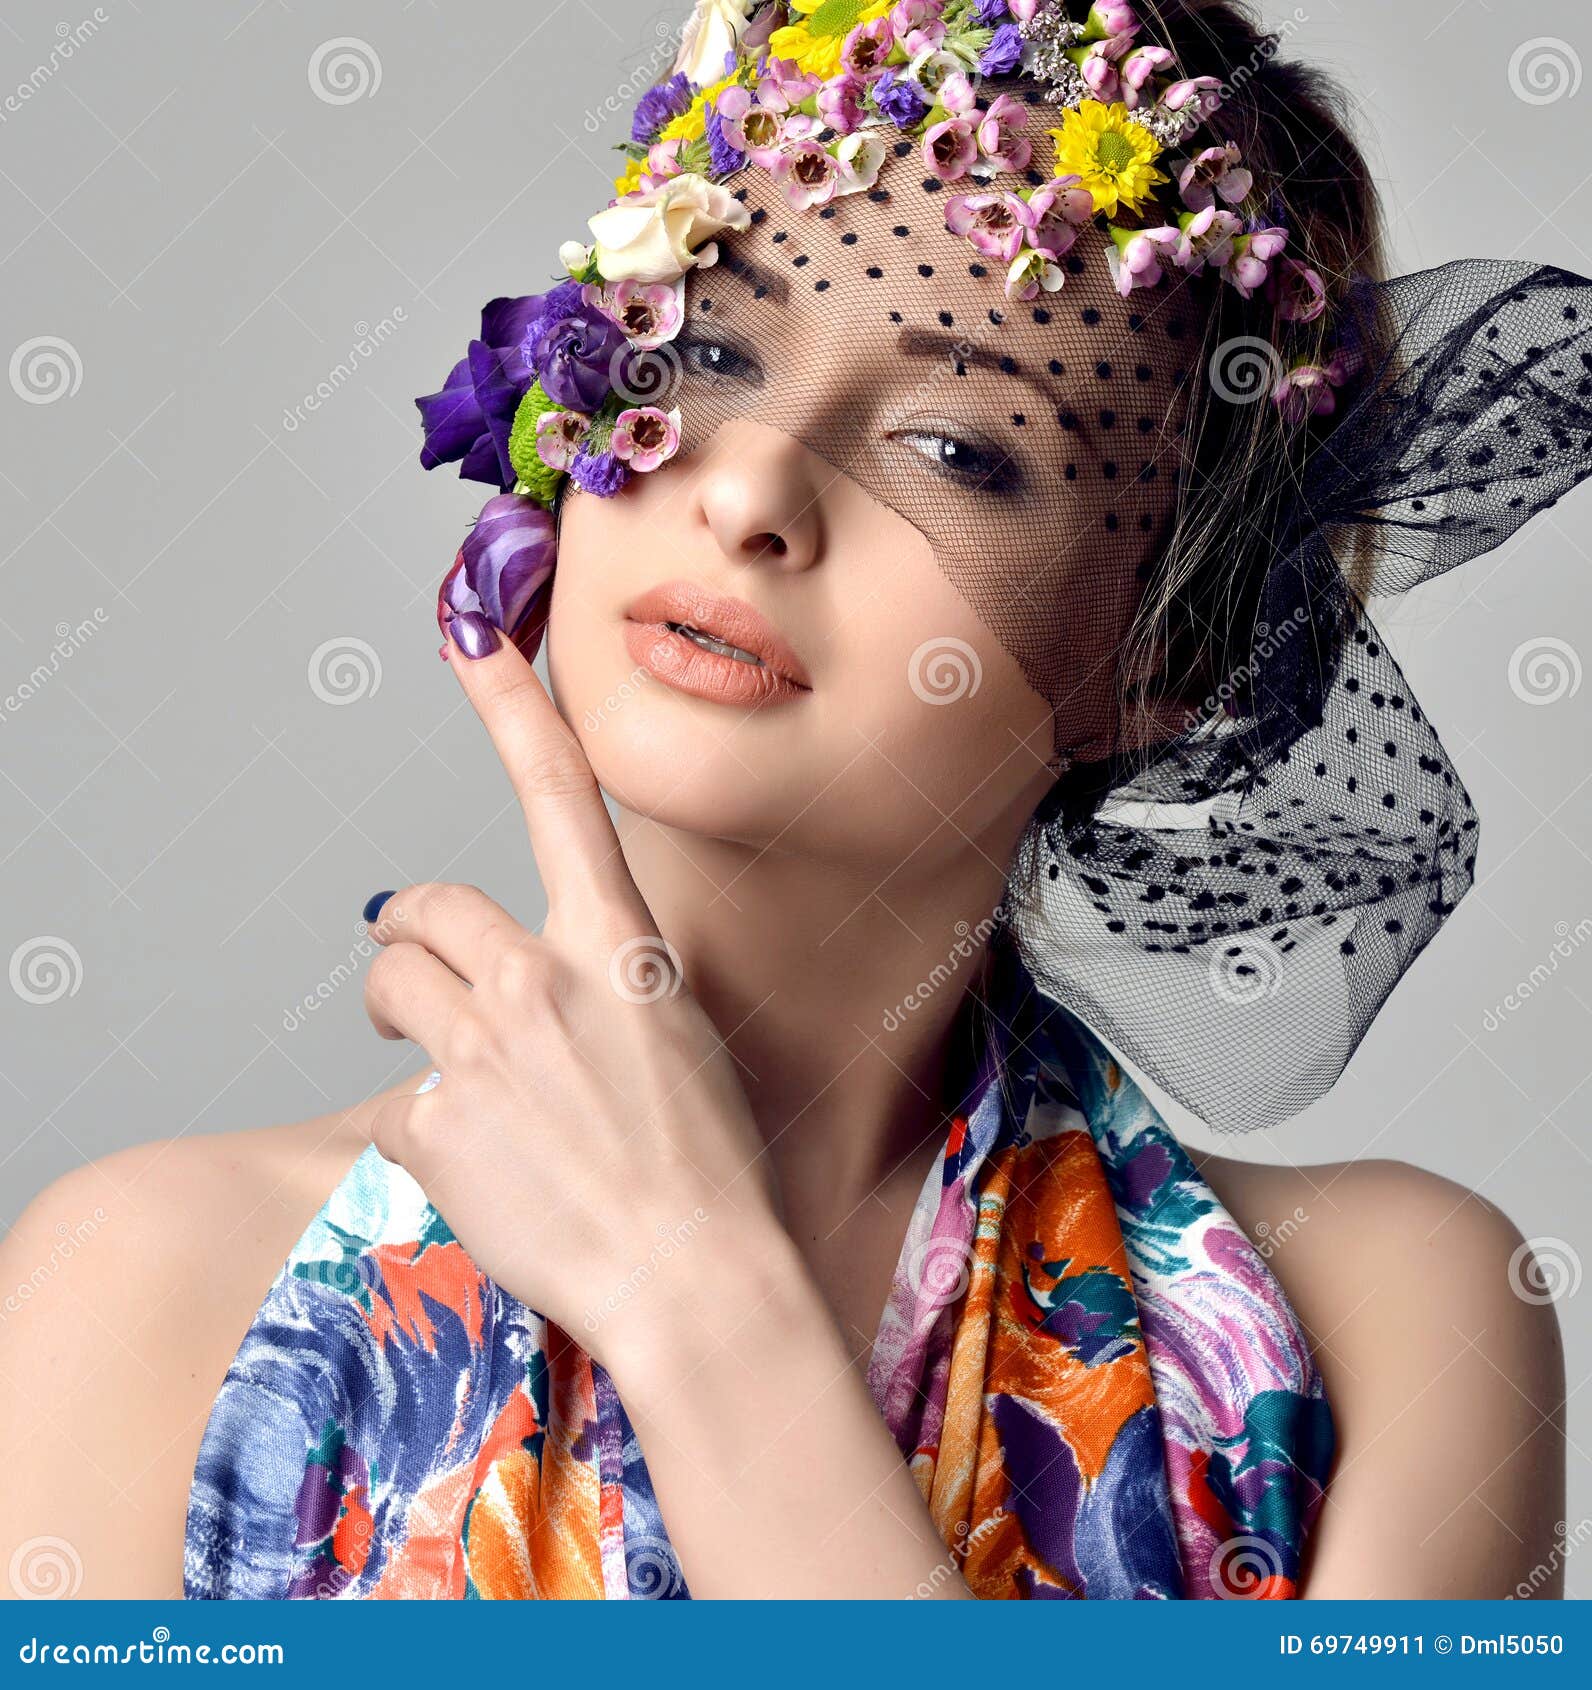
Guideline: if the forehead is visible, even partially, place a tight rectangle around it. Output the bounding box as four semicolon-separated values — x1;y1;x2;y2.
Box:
689;148;1208;406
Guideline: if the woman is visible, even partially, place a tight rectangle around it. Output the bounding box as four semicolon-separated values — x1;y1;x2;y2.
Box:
0;0;1574;1599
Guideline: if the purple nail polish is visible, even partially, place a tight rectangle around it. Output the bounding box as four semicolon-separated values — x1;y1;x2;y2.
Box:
447;611;500;660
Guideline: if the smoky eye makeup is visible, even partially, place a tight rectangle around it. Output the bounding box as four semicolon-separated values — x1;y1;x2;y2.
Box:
886;419;1027;496
675;327;767;388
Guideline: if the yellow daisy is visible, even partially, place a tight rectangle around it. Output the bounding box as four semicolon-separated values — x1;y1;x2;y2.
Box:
1049;101;1169;220
657;70;742;147
767;0;894;80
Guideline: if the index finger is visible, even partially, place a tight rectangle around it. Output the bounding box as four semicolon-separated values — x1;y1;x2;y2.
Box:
443;614;648;924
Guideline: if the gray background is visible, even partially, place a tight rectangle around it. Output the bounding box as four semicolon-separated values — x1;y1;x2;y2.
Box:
1;0;1588;1592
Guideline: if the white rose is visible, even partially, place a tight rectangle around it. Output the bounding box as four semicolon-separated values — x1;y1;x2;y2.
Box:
586;173;753;285
673;0;755;85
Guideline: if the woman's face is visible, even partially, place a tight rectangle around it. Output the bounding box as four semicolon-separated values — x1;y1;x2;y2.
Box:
548;148;1194;876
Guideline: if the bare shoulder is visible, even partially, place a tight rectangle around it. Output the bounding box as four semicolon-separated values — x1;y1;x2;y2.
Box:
0;1076;423;1598
1196;1151;1567;1599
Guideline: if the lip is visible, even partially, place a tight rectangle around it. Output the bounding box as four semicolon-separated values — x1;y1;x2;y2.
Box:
623;580;812;709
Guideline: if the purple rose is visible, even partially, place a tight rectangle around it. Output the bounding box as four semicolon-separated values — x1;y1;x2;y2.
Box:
415;292;562;491
979;22;1025;76
874;70;929;129
438;494;557;657
531;309;628;413
631;72;694;144
568;448;630;498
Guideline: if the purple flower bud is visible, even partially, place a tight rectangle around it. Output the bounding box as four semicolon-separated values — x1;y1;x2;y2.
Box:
631;72;695;145
531;310;628;414
437;494;556;660
873;69;929;129
979;22;1024;77
568;448;630;498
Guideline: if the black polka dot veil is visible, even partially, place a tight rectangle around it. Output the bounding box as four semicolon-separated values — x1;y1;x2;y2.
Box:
664;147;1592;1130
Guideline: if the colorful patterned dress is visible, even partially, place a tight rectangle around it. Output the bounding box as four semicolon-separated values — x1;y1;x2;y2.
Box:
185;963;1333;1600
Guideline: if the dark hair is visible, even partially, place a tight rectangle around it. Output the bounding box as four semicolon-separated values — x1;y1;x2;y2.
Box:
1117;0;1388;745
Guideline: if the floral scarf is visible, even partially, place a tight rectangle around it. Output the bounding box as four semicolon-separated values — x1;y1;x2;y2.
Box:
185;962;1332;1600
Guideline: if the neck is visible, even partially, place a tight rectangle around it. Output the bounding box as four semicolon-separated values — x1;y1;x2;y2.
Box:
615;814;1020;1215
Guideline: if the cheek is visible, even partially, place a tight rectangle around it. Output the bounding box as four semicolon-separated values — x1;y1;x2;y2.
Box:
822;541;1056;837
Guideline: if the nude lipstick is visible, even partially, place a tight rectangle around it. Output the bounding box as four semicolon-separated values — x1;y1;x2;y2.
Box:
623;581;812;709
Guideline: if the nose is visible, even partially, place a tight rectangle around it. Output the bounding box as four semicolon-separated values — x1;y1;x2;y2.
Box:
689;419;826;573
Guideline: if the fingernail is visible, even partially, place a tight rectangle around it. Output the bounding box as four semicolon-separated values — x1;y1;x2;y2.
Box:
447;611;500;661
363;890;396;925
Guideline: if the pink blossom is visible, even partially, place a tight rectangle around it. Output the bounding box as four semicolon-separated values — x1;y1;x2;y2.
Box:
1076;34;1135;102
583;278;685;350
1220;224;1287;297
922;114;980;182
1006;249;1065;302
772;139;842;209
1085;1;1140;37
1174;205;1243;271
1160;75;1223;117
1178;143;1253;212
939;71;980;116
1272;257;1328;323
817;74;868;133
716;86;788;168
890;0;944;38
945;190;1034;262
1026;175;1094;260
840;17;894;80
1118;44;1173;109
1272;355;1350;425
834;132;887;197
633;139;685;192
610;404;682;473
535;408;591;472
1008;0;1044;24
1110;224;1182;295
978;94;1032;172
758;58;821;107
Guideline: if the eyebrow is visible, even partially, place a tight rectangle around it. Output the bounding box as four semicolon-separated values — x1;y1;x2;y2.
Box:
895;327;1059;404
715;252;791;305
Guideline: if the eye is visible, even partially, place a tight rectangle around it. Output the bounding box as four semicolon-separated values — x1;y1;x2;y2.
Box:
677;332;765;387
892;428;1024;495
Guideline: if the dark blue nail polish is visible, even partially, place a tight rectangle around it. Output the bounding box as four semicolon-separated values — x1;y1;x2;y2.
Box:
363;890;396;925
447;611;499;661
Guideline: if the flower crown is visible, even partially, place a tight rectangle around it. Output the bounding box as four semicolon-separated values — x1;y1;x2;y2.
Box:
417;1;1346;637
